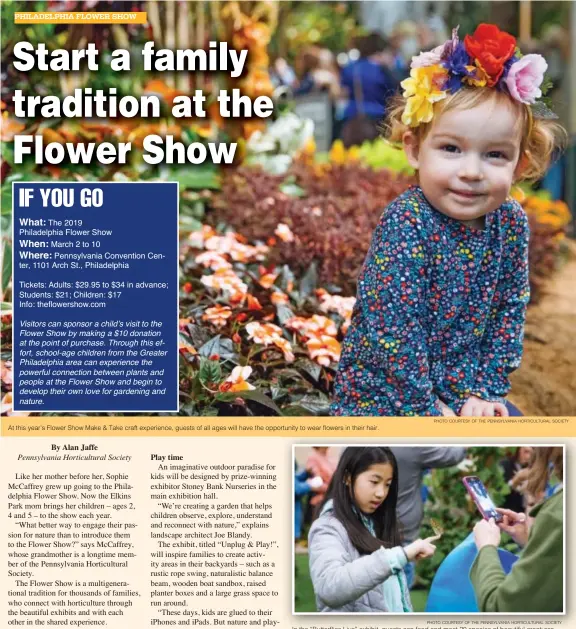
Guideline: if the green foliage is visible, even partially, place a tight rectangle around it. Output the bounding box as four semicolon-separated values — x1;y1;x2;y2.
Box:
277;3;359;61
358;139;415;175
416;448;511;587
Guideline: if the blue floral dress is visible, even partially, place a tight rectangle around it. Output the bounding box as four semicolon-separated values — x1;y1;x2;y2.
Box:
331;185;530;416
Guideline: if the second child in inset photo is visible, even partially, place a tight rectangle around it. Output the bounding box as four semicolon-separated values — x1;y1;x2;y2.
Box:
331;24;567;417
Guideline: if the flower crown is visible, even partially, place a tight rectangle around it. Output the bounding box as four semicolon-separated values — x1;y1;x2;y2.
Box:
401;23;557;128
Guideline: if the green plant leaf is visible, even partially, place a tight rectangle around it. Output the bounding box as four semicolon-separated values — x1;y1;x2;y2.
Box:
199;357;221;385
295;358;322;382
293;393;330;415
1;185;12;216
199;335;223;358
1;242;12;299
282;405;311;416
198;335;236;361
179;215;204;234
279;182;306;198
168;165;221;190
270;385;288;401
278;265;296;292
276;303;295;325
234;390;282;415
299;262;318;298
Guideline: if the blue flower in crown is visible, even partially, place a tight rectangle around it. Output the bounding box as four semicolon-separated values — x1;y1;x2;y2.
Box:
442;42;475;93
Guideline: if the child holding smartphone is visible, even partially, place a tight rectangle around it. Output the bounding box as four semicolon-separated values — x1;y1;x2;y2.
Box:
308;447;438;612
331;24;566;417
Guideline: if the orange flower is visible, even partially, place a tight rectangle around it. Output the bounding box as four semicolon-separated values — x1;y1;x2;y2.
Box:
202;305;233;328
306;335;341;366
191;122;215;139
238;69;274;99
1;112;25;141
274;337;295;363
245;322;294;362
306;315;338;337
271;291;289;306
207;100;224;129
246;321;283;345
179;318;192;331
41;127;65;145
144;79;185;107
195;251;232;271
205;234;268;263
219;366;255;393
274;223;295;243
259;272;278;289
286;315;337;339
233;22;272;51
189;225;217;249
318;292;356;321
179;338;197;355
201;269;248;297
246;294;263;311
329;139;346;164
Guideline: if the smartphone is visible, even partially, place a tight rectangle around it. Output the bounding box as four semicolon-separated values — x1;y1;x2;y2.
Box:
462;476;503;523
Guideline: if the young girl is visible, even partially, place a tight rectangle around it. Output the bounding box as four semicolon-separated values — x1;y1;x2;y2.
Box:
308;447;438;612
331;24;567;417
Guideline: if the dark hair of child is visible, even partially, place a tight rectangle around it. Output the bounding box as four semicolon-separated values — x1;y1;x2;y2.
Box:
319;446;402;554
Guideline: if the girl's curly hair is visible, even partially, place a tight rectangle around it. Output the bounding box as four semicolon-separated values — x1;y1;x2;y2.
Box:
382;86;568;182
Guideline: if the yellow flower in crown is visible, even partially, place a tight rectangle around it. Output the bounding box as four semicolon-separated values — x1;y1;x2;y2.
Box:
401;65;449;127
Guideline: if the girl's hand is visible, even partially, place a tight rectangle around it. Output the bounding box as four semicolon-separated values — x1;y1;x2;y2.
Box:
496;507;532;548
404;535;440;561
460;395;509;417
437;399;456;416
473;518;501;550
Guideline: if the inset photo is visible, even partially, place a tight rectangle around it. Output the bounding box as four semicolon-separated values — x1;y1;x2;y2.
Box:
293;445;564;614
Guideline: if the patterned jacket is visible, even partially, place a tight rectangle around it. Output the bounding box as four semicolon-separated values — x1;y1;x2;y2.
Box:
331;185;530;416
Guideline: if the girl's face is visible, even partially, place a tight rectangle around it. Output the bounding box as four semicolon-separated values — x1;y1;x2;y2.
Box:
403;98;523;228
351;462;394;514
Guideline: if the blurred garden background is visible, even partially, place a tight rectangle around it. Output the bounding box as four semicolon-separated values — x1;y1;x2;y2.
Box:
1;0;575;416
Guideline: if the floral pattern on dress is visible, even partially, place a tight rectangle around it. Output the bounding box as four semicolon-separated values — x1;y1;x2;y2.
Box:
331;185;530;417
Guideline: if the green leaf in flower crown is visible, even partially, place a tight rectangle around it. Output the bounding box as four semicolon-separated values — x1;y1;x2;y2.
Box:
530;100;558;120
540;76;553;96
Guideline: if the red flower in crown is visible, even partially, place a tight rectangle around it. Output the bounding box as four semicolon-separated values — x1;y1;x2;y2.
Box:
464;23;516;87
